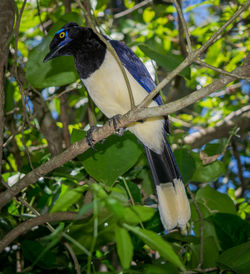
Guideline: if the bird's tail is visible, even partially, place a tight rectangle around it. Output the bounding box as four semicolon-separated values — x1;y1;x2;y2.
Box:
145;137;190;231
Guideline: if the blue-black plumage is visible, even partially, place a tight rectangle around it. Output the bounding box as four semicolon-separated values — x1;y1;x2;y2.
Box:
44;23;190;230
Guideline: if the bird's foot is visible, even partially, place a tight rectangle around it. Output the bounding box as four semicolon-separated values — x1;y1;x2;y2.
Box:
86;126;99;150
108;114;124;135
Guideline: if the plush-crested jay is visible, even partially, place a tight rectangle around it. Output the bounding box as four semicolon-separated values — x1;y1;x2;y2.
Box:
44;22;190;230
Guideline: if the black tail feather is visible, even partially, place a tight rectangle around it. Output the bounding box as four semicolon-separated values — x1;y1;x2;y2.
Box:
144;136;190;230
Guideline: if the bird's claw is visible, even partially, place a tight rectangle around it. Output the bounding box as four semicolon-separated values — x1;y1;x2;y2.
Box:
86;126;99;150
108;114;124;135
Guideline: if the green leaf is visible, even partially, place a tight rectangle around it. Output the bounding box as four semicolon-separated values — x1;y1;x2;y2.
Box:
21;240;56;269
79;131;143;185
124;224;185;270
4;79;15;113
115;225;133;269
196;185;236;215
191;152;225;182
50;185;88;213
207;213;250;250
139;44;190;79
120;180;141;203
173;148;196;183
26;13;82;89
189;236;219;269
143;8;155;23
144;263;179;274
217;241;250;274
106;198;125;219
124;206;155;224
71;128;86;144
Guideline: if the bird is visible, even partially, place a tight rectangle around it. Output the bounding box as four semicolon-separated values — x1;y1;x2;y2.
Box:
44;22;190;230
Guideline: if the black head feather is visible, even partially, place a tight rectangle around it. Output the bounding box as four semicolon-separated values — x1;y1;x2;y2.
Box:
44;22;107;79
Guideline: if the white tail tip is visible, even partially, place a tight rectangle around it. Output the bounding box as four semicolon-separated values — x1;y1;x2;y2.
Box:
156;178;191;231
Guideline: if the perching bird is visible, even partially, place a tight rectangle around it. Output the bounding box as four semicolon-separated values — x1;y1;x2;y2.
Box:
44;22;190;230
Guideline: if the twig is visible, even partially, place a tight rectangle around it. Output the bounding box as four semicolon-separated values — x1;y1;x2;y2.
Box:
0;212;90;255
184;105;250;148
171;0;192;53
87;193;98;274
186;186;204;269
63;242;81;274
0;54;249;210
114;0;153;19
138;0;250;108
231;137;245;197
77;0;135;109
60;93;71;148
195;59;249;80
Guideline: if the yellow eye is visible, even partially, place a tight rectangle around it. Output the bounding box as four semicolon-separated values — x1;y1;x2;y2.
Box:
59;32;65;39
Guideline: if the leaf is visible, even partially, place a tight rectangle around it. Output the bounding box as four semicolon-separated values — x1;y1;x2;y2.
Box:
50;185;88;213
106;197;125;219
115;225;133;269
189;236;219;269
195;185;236;215
217;241;250;274
120;180;141;203
207;213;250;250
139;44;190;79
124;206;155;224
191;152;225;182
143;8;155;23
173;148;196;183
71;128;86;144
79;131;143;185
4;79;15;113
124;224;185;270
144;263;179;274
26;12;82;89
21;240;56;269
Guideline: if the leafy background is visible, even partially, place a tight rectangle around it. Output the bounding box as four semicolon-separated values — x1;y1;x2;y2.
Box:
1;0;249;273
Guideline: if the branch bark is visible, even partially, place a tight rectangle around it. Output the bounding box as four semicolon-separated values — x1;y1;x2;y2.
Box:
0;54;249;211
184;105;250;148
0;0;16;179
0;212;79;253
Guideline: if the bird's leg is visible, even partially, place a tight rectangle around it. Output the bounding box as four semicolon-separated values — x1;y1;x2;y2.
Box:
108;114;125;136
86;126;99;150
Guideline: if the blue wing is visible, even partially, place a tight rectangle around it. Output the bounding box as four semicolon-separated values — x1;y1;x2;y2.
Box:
108;39;163;106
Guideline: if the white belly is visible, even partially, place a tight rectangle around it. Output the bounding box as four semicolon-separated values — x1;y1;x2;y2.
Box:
82;51;164;153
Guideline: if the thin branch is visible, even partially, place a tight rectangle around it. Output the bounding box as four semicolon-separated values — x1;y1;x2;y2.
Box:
195;59;250;80
186;186;204;269
171;0;192;53
60;94;71;148
77;0;135;109
231;137;245;197
0;212;78;253
0;54;249;210
138;0;250;108
114;0;153;19
184;105;250;148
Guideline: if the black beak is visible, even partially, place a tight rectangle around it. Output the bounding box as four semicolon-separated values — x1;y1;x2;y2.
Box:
43;44;64;63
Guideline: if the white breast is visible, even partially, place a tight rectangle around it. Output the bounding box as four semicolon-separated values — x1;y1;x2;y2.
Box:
82;50;164;154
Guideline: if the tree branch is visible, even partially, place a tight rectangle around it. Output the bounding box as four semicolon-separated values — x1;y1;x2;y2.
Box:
0;0;16;181
184;105;250;148
0;212;79;253
137;0;250;108
0;54;249;211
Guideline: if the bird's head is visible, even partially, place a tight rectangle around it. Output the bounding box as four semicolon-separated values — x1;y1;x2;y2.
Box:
44;22;102;63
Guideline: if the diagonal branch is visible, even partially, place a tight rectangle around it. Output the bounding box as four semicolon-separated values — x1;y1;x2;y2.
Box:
184;105;250;148
138;0;250;108
0;212;79;253
0;53;249;211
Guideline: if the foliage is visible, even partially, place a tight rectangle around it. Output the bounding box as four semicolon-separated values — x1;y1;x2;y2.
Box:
1;0;249;273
